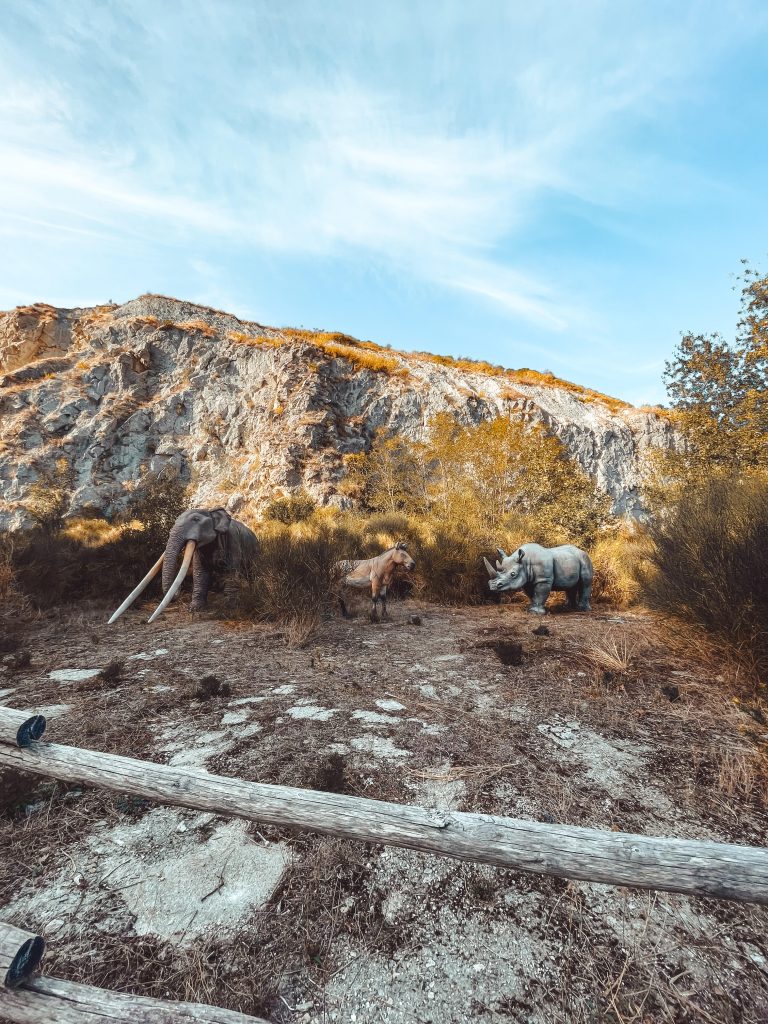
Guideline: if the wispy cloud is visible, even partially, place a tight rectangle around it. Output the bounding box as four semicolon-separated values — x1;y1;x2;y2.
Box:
0;0;766;399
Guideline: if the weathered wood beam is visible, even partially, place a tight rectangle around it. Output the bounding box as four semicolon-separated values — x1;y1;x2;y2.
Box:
0;973;269;1022
0;923;44;989
0;708;45;748
2;734;767;904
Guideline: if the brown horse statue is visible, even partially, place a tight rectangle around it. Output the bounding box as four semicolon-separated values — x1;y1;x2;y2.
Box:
334;541;416;621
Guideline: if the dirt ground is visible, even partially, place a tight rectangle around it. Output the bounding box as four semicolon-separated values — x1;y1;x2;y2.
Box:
1;591;768;1024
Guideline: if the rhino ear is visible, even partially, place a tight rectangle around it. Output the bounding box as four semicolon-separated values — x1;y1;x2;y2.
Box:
517;547;525;561
496;548;507;561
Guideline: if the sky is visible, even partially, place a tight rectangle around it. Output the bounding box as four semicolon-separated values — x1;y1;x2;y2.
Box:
1;1;767;405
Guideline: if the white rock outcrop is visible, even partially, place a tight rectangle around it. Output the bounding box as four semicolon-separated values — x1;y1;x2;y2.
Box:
0;295;675;529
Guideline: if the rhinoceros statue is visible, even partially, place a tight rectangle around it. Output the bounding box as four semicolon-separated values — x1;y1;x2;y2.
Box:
483;543;593;614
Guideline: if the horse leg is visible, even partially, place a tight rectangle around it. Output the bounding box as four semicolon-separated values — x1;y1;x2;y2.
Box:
379;585;389;620
370;579;380;622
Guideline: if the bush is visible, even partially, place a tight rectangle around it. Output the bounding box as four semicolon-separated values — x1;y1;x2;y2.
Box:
263;493;317;525
120;470;189;553
643;475;768;680
5;470;189;609
590;525;653;607
411;524;495;606
233;524;346;645
23;459;73;533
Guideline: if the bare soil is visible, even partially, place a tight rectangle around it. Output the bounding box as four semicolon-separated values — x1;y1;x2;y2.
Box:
1;594;767;1023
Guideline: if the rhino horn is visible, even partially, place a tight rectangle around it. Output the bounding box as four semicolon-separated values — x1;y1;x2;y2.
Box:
483;556;499;579
496;548;507;561
495;560;503;571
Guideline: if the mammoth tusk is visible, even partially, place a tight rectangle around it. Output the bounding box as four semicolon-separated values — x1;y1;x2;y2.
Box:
483;556;499;579
147;541;195;624
107;554;164;625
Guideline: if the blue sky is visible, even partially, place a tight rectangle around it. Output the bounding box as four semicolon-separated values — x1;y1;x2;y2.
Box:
1;1;767;405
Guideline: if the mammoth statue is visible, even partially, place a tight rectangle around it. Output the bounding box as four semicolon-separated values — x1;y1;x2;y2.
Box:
484;542;593;614
109;507;259;624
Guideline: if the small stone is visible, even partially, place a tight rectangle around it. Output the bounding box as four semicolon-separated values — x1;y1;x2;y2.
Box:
409;615;422;625
532;625;550;636
661;684;680;702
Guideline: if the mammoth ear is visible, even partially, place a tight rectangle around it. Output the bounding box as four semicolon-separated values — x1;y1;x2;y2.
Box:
496;548;507;561
210;508;231;533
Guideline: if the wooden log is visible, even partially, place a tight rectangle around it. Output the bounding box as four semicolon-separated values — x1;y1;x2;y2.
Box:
0;922;44;989
0;973;268;1022
0;709;45;748
1;736;768;904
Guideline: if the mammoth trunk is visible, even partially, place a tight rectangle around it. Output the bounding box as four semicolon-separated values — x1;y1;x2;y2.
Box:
161;528;188;593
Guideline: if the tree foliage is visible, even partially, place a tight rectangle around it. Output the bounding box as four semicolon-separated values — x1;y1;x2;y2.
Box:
24;459;73;533
347;413;613;546
653;263;768;492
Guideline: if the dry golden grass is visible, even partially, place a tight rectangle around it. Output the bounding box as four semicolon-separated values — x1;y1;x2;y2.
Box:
228;328;408;375
590;528;654;607
0;544;31;618
178;318;217;338
408;352;631;410
61;517;125;548
715;747;768;802
284;608;321;648
581;632;638;675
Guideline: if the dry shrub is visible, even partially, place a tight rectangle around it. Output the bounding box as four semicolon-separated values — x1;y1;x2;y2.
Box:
62;516;124;547
411;523;494;605
234;525;345;645
6;471;189;608
590;525;653;606
177;318;217;337
0;541;31;618
581;633;638;676
263;492;317;525
643;475;768;682
715;747;768;802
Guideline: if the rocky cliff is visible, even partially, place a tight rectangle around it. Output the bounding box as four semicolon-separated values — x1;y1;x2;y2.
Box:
0;295;674;529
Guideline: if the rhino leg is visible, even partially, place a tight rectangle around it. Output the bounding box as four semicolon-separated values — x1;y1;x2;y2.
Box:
565;586;578;610
577;578;592;612
528;582;550;614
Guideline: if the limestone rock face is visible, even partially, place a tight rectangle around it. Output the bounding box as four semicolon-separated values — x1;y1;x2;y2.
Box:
0;295;676;529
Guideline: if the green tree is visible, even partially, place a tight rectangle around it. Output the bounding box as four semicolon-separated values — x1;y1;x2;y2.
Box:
344;434;430;515
425;414;611;543
347;413;613;545
655;263;767;488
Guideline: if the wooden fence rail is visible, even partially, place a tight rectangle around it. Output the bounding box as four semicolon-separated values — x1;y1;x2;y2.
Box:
0;972;269;1023
1;714;767;904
